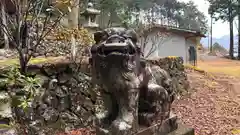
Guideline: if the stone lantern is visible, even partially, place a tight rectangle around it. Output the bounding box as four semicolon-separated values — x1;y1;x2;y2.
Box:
80;2;100;33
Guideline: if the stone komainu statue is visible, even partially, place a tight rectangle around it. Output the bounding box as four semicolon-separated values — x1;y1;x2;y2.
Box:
89;27;176;135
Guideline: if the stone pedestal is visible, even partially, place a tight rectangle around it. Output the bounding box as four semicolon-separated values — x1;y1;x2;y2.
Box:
168;123;194;135
135;114;194;135
137;113;178;135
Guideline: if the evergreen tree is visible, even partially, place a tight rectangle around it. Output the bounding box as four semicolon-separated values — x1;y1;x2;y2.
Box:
208;0;237;59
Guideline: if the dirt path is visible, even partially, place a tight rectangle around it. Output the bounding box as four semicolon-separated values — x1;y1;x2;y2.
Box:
172;70;240;135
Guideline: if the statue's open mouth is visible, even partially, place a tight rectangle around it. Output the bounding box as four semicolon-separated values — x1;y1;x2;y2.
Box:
97;43;136;56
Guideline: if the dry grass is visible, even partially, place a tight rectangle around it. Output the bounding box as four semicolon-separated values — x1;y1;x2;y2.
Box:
184;64;205;73
199;65;240;76
197;59;240;77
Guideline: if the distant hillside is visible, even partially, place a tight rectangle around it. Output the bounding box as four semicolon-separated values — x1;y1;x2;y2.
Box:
213;42;228;54
200;35;238;50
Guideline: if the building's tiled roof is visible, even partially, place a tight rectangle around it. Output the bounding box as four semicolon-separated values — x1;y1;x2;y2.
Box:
141;24;206;38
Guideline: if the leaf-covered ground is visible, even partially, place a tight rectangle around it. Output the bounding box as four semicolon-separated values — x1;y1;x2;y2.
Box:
172;69;240;135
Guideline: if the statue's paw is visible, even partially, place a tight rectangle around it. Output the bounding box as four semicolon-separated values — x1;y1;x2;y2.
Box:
112;119;131;131
119;121;131;130
96;111;108;120
95;111;110;126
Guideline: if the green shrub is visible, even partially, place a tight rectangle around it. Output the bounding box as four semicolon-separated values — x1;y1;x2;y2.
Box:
2;67;42;111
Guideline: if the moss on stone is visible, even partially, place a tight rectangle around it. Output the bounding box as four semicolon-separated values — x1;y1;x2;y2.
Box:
0;57;64;67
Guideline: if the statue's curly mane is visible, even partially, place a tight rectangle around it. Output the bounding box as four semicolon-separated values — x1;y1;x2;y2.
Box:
90;27;141;88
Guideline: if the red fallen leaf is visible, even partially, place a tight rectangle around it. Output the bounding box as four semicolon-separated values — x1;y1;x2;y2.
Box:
56;128;95;135
69;130;82;135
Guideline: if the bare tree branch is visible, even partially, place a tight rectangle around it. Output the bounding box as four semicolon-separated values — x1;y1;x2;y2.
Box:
137;24;172;58
144;32;172;58
0;0;75;74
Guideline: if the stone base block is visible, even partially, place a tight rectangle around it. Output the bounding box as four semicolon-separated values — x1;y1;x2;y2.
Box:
137;113;178;135
96;113;194;135
137;122;194;135
136;113;194;135
167;123;194;135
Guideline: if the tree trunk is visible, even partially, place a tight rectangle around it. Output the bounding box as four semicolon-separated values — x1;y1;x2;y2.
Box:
229;20;234;59
208;30;210;50
1;1;9;49
68;0;79;61
238;0;240;59
210;14;213;53
19;52;27;74
135;8;140;26
229;0;234;59
151;8;154;24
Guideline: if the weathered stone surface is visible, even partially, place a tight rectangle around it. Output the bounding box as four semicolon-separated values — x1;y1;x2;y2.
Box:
0;23;92;59
89;27;189;135
0;128;16;135
135;122;194;135
147;57;190;96
91;28;141;135
0;54;189;134
0;49;18;60
0;92;12;118
137;113;178;135
0;61;96;134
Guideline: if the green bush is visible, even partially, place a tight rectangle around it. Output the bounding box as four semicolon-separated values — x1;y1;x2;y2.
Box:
2;67;42;111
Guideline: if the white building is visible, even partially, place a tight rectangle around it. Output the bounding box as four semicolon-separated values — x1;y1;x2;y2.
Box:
140;25;206;63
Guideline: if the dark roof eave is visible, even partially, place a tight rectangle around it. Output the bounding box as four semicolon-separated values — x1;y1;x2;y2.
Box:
192;32;206;38
166;27;206;38
193;31;206;37
199;34;206;38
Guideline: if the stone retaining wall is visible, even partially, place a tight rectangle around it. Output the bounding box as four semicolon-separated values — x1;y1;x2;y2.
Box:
146;56;189;96
0;56;189;134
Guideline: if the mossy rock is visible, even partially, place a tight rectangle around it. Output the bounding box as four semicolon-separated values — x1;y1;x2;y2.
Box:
0;92;12;118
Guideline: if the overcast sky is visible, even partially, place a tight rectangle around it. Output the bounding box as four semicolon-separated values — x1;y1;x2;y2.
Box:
178;0;238;38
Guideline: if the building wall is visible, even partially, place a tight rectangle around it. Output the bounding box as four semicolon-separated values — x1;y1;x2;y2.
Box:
140;31;190;63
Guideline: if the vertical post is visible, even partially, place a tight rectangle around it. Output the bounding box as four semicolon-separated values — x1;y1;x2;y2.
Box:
195;37;201;66
208;29;210;50
68;0;79;61
238;0;240;59
228;0;234;59
210;14;213;53
1;0;9;49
